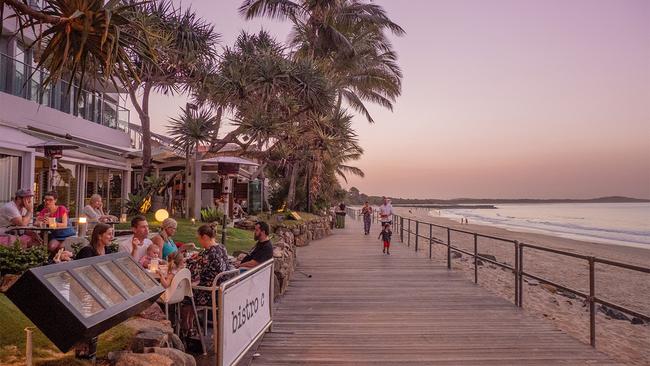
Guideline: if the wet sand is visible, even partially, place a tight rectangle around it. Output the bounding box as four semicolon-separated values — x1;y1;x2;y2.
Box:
392;207;650;366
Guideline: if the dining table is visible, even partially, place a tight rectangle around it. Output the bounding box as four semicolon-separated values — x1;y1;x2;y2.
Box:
6;225;58;245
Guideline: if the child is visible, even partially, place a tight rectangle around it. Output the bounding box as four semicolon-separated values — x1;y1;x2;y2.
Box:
158;251;185;288
378;223;392;255
139;244;161;269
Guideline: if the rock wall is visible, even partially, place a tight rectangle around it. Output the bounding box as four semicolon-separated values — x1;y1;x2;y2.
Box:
271;216;331;298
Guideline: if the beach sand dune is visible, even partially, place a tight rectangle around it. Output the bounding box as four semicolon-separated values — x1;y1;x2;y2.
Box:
393;208;650;366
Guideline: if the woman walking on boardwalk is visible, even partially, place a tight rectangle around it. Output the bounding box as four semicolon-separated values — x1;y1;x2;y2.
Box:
361;202;372;235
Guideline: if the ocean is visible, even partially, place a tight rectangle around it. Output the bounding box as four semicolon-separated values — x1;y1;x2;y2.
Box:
419;202;650;248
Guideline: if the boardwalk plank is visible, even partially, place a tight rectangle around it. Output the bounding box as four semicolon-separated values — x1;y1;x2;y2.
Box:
248;219;619;365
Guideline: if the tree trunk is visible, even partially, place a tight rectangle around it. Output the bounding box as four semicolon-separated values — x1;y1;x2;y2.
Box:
128;83;154;182
184;146;191;218
287;162;299;209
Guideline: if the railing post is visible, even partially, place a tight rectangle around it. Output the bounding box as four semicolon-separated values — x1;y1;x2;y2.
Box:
589;257;596;347
518;244;524;307
446;228;451;270
428;224;433;259
400;217;404;242
415;221;419;252
407;219;411;247
474;234;478;284
514;240;519;306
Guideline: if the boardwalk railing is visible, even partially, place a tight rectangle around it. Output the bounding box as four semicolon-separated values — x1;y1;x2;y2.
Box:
347;208;650;348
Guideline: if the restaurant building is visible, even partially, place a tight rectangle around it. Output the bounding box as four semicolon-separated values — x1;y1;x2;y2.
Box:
1;14;136;216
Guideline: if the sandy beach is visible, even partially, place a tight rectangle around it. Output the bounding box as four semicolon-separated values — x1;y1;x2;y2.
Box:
389;207;650;366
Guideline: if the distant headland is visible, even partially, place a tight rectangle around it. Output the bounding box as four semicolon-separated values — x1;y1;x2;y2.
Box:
346;188;650;206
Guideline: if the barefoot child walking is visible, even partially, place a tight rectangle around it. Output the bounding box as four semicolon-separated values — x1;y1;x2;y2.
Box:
378;223;392;255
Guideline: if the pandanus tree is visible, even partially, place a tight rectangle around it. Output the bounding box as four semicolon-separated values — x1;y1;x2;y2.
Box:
0;0;149;92
239;0;403;210
167;106;221;217
193;31;336;209
124;0;219;178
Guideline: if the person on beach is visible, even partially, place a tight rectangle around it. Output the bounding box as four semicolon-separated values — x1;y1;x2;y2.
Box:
361;202;372;235
378;223;392;255
378;196;394;229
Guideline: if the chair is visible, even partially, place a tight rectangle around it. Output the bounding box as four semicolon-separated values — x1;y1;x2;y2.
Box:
193;269;239;352
158;268;206;354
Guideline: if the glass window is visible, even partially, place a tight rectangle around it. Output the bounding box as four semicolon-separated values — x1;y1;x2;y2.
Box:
97;261;141;297
116;257;158;290
45;271;104;318
86;167;123;215
73;265;126;306
0;154;21;206
34;159;78;216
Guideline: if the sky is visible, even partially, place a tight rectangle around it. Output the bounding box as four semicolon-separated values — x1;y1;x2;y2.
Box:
135;0;650;200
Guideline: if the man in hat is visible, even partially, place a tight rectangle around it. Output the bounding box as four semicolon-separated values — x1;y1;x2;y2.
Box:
0;188;38;247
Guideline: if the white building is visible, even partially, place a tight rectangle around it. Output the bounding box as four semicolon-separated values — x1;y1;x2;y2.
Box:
1;12;136;216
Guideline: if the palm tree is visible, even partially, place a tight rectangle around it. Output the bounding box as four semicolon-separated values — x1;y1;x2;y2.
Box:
167;106;221;217
125;0;219;178
1;0;150;92
239;0;404;122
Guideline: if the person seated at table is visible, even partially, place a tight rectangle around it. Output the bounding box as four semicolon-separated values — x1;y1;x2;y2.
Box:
0;188;40;248
151;218;178;260
182;224;235;335
232;199;244;219
236;221;273;269
76;223;114;259
158;251;185;289
82;194;118;223
139;243;161;269
36;191;76;254
118;215;152;262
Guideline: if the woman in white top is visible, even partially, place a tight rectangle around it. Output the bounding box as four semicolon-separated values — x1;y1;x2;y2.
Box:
83;194;118;223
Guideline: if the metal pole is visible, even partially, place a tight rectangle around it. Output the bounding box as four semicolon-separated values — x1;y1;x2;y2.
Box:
25;327;33;366
446;228;451;269
400;217;404;242
514;241;519;306
519;243;524;308
415;221;419;252
429;224;433;259
474;234;478;284
589;257;596;347
407;219;411;247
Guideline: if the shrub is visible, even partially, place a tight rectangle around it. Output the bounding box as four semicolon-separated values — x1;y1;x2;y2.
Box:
200;207;223;223
0;242;48;275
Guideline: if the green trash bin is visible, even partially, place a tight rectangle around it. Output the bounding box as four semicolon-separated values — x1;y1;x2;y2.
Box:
335;212;346;228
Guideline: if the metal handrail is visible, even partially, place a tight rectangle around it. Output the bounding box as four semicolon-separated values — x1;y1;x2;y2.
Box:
366;213;650;348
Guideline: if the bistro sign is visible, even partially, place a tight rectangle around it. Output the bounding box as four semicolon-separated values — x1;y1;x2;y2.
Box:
219;260;273;366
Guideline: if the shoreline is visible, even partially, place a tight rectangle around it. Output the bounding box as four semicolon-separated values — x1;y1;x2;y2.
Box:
389;207;650;366
393;207;650;267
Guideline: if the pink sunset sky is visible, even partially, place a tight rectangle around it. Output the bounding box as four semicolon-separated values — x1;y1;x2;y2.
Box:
139;0;650;199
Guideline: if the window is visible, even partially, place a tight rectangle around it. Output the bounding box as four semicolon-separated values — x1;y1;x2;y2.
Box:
86;167;124;215
0;154;22;205
34;158;78;216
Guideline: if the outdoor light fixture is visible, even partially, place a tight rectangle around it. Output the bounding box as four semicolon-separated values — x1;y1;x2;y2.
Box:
77;216;88;237
6;253;164;353
154;209;169;223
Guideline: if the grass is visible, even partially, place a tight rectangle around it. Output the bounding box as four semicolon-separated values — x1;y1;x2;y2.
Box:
0;294;135;365
114;214;256;254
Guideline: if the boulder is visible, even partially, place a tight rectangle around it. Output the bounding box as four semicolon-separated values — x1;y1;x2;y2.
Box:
123;317;173;335
631;317;645;325
0;274;20;293
145;347;196;366
138;303;167;322
451;251;462;259
478;253;497;262
556;289;577;299
113;352;174;366
598;305;630;321
540;283;557;293
131;331;169;353
273;247;283;258
524;278;540;286
169;333;185;352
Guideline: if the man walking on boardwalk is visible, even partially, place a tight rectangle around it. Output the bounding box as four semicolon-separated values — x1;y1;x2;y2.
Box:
378;197;394;230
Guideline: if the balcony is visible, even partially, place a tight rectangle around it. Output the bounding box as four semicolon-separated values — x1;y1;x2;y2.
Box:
0;52;130;132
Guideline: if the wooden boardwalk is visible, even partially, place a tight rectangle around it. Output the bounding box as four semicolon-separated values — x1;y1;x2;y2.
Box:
249;219;619;365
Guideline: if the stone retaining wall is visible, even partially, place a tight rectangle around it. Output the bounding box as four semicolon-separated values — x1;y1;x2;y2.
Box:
271;216;331;298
